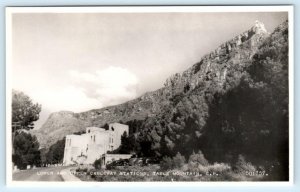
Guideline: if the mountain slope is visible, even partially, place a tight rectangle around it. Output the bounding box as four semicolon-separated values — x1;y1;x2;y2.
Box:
33;20;280;151
32;88;167;149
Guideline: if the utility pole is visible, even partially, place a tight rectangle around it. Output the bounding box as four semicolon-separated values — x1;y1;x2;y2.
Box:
11;122;21;156
12;121;21;171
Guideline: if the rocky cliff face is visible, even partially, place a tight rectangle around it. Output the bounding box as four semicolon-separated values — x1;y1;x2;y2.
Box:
33;21;272;149
163;20;268;96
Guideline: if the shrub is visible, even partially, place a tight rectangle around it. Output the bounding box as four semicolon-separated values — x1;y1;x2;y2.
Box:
160;156;174;171
45;138;65;164
94;158;103;169
208;163;231;173
187;151;231;174
160;152;186;171
13;131;41;169
76;167;88;172
188;150;209;166
235;155;256;173
173;152;186;168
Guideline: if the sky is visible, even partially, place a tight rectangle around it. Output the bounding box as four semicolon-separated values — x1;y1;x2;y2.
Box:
10;11;288;129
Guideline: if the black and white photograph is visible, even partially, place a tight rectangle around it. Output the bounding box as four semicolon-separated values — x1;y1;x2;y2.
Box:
6;6;293;184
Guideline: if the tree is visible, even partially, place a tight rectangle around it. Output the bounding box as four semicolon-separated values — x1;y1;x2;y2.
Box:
172;152;186;168
13;131;41;169
119;131;135;154
45;138;66;164
197;21;289;181
107;131;137;154
12;90;42;168
103;123;109;130
160;156;174;170
12;90;41;131
188;150;209;166
160;152;186;171
94;158;103;169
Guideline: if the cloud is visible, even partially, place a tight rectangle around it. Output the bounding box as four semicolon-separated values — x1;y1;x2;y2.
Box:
25;66;139;128
69;66;139;108
30;86;101;112
27;66;139;113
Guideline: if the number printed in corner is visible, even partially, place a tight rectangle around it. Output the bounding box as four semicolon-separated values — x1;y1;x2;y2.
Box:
245;171;266;176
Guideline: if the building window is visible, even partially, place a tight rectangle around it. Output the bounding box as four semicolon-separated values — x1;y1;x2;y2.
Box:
112;138;113;143
94;135;96;142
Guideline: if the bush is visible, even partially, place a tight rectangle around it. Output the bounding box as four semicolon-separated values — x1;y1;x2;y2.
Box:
187;151;231;174
207;163;231;173
188;150;209;166
94;158;103;169
13;131;41;169
45;138;65;164
173;152;186;168
188;151;209;172
160;152;186;171
235;155;256;173
160;156;174;171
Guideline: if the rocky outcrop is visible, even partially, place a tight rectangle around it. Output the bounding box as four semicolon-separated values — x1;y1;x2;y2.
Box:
33;21;272;150
164;20;268;96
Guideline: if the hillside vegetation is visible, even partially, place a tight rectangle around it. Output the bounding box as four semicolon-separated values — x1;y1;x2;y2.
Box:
33;20;289;180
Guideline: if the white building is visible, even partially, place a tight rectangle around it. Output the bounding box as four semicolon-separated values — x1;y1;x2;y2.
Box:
63;123;129;165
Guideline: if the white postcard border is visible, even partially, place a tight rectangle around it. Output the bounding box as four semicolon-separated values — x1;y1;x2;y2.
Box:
5;5;294;187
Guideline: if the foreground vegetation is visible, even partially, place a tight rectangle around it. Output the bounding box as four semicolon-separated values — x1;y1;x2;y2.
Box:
75;151;279;181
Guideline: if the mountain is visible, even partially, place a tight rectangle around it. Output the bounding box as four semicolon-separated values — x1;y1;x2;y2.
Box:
130;19;288;180
32;20;287;156
32;88;167;149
